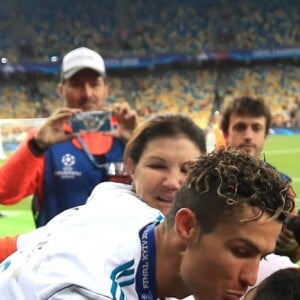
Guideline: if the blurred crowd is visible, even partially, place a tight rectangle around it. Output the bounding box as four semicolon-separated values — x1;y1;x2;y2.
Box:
0;0;299;128
0;0;299;62
0;64;299;128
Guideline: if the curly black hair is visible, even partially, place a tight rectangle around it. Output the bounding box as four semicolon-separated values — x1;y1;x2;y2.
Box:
165;148;295;233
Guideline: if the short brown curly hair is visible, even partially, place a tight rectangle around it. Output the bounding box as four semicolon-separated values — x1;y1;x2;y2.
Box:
165;148;295;233
221;96;272;136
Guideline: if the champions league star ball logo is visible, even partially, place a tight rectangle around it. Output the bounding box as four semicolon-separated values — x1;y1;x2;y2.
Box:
61;153;76;167
56;153;80;179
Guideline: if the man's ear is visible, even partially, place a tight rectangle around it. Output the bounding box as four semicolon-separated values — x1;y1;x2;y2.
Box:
175;208;199;247
57;82;63;98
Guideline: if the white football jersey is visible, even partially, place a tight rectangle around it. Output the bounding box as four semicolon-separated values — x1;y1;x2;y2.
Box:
0;182;164;299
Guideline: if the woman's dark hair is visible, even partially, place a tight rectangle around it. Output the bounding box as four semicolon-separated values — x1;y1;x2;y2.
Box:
124;113;206;165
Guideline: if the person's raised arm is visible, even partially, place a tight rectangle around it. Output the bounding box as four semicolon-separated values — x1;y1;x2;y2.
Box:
0;108;79;205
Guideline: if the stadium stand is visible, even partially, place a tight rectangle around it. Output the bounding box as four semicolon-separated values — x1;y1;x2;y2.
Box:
0;0;299;62
1;65;299;129
0;0;299;127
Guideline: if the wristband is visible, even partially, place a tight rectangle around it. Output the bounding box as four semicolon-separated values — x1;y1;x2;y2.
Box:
28;137;47;156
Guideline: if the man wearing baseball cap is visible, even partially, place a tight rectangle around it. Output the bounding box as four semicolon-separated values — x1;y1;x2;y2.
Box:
0;47;138;228
61;47;106;80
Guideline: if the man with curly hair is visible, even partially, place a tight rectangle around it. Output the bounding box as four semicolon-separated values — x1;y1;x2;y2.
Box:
0;148;294;300
221;96;300;263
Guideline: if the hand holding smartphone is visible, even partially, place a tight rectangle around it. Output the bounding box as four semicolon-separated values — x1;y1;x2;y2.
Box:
69;111;112;133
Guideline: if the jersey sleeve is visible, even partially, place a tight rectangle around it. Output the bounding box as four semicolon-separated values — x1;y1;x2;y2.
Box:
0;133;44;205
0;235;18;263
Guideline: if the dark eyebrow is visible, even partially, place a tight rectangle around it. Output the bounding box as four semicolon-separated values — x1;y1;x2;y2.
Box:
226;238;272;257
146;156;166;161
228;238;259;250
233;122;246;127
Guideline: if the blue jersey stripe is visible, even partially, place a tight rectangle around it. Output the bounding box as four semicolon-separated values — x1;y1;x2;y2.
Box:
110;259;135;299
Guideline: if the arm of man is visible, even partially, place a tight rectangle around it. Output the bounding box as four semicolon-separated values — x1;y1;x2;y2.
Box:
0;235;18;263
0;108;78;205
275;185;300;262
276;225;300;262
0;132;44;204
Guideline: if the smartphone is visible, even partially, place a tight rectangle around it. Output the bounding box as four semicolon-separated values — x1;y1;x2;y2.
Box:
70;111;112;133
